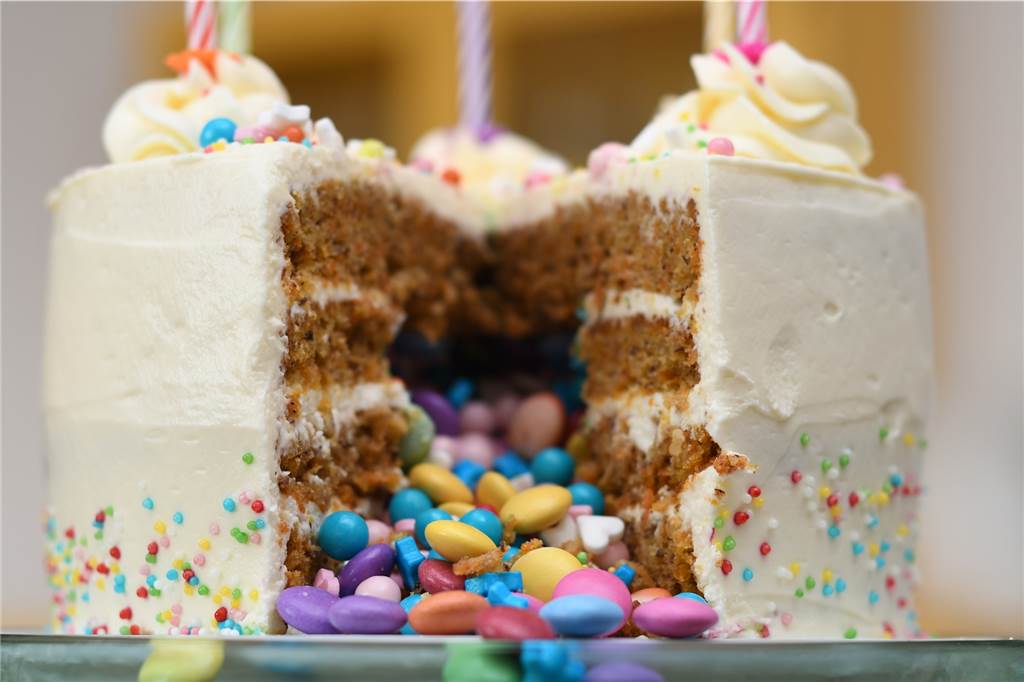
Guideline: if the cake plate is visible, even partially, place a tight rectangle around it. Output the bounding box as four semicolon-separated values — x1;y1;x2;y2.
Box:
1;633;1021;681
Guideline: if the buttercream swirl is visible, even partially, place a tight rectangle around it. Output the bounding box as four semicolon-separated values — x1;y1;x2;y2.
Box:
103;52;289;163
631;42;872;173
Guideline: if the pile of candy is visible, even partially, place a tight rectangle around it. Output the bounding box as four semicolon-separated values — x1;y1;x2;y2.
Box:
275;383;718;643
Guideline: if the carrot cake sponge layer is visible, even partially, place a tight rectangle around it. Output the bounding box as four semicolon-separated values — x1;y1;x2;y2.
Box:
577;42;933;639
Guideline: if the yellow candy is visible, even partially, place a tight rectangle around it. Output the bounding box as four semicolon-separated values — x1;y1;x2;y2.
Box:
138;639;224;682
425;520;497;561
565;432;590;461
476;472;517;510
512;547;583;602
408;463;473;505
439;501;475;517
500;485;572;534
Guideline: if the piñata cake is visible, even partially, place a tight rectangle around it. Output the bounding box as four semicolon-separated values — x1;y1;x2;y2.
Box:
44;42;931;640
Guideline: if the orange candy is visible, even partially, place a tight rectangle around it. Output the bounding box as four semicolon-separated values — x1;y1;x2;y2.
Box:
408;590;488;635
282;126;305;143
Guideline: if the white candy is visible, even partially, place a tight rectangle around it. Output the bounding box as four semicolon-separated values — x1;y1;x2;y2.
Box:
257;102;311;132
577;515;625;555
510;472;535;492
314;118;344;153
540;513;579;549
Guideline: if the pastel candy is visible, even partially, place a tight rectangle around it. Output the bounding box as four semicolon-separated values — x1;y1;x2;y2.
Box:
539;594;624;638
411;389;459;436
438;501;475;517
476;605;556;640
409;463;474;505
593;541;630;569
459;508;503;545
551;567;632;636
512;547;583;602
460;400;497;435
366;519;393;545
414;508;453;547
327;595;407;634
339;544;395;596
507;392;565;457
631;597;719;638
476;471;517;510
399;404;436;466
425;519;497;561
408;590;490;635
577;515;625;555
631;587;673;607
500;484;572;534
354;575;401;602
585;662;665;682
456;433;499;468
276;586;339;634
418;559;466;593
317;511;368;561
540;513;578;549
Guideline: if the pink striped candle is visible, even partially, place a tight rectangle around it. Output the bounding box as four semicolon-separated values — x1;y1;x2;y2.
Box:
736;0;768;46
456;1;492;132
185;0;217;50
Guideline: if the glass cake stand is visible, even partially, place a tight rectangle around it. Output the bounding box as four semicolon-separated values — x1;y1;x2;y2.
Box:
1;632;1021;681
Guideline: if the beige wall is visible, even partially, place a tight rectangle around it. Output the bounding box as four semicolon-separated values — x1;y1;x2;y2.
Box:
2;2;1021;635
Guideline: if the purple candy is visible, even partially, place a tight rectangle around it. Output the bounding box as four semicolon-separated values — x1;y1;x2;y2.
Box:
585;662;665;682
411;389;459;436
276;586;339;634
339;544;396;596
327;595;408;634
631;597;719;638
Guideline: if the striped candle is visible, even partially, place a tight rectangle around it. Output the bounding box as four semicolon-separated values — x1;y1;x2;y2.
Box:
218;0;251;54
736;0;768;45
456;0;492;131
185;0;217;50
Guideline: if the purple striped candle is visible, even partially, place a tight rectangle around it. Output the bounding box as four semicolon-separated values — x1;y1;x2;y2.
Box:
456;1;492;133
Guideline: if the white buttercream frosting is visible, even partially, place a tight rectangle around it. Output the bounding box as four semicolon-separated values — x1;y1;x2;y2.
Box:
103;52;289;163
631;42;872;173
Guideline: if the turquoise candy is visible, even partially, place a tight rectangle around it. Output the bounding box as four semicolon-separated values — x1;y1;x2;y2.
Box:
530;448;575;486
198;117;237;147
567;482;605;516
414;508;453;547
443;642;519;682
539;595;624;638
399;405;435;467
317;511;368;561
399;593;424;635
389;488;433;522
459;508;503;545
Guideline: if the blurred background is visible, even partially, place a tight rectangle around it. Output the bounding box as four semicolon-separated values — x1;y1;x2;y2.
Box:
2;2;1021;636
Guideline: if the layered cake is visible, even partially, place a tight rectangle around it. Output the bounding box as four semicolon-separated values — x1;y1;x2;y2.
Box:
44;42;931;640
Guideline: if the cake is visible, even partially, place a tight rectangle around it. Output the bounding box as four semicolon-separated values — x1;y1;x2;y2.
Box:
44;42;932;640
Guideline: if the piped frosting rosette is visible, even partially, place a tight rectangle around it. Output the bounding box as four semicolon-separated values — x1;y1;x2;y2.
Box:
630;42;872;173
103;51;291;163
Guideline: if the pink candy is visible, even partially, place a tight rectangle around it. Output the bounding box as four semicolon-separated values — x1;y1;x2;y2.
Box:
551;568;632;637
394;518;416;536
568;504;593;519
313;568;340;596
587;142;629;181
492;393;520;431
594;541;630;569
354;575;401;602
507;392;565;458
459;401;497;435
455;433;499;468
707;137;735;157
366;519;392;546
234;126;274;143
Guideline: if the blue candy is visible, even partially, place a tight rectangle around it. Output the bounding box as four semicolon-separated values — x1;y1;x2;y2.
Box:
567;482;605;515
486;582;529;608
521;641;585;682
388;488;433;522
317;511;368;561
503;547;520;563
452;460;487;491
613;564;636;587
540;595;624;638
531;447;575;486
395;536;425;591
399;593;424;635
675;591;708;604
198;117;237;147
459;508;503;545
414;508;452;547
465;571;523;596
446;378;474;408
427;549;445;560
493;452;530;479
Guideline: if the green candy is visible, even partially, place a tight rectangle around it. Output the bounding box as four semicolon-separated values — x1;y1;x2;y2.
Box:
138;639;224;682
443;643;519;682
399;405;435;467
